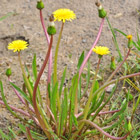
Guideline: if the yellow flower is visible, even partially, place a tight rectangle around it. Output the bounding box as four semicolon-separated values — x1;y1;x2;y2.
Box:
126;35;132;40
8;40;28;52
53;8;76;23
93;46;110;56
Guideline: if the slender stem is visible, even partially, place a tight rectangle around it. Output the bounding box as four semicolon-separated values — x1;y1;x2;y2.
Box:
107;48;131;82
32;35;53;139
76;109;121;118
18;52;33;97
53;22;64;83
79;120;130;140
39;9;51;115
39;10;52;84
26;127;34;140
79;18;105;78
0;100;30;117
8;77;35;113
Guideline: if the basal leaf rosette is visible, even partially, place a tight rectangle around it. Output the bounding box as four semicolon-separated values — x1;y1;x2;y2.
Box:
53;8;76;23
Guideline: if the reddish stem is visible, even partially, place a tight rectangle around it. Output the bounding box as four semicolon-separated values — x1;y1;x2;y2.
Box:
79;18;105;78
32;35;53;134
76;109;121;118
80;120;130;140
0;100;30;117
26;127;34;140
40;10;52;84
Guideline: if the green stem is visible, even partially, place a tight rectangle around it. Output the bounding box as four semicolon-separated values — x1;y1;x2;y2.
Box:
18;52;33;99
53;22;64;83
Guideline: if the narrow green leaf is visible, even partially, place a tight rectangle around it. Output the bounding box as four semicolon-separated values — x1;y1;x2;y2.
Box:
106;17;123;61
69;74;79;134
0;12;14;21
59;88;68;135
78;77;81;101
0;81;26;123
8;127;17;139
32;55;42;106
19;124;46;140
77;51;84;70
59;68;66;97
91;82;118;121
0;129;11;139
88;91;105;118
10;82;32;105
82;60;90;98
50;82;58;121
114;28;140;51
103;99;127;125
32;54;37;81
72;113;78;128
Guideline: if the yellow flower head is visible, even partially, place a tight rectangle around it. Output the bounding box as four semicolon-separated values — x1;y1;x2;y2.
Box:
93;46;110;56
53;8;76;23
8;40;28;52
126;35;132;40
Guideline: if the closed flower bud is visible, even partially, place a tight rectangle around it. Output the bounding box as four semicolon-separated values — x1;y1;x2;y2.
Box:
127;35;133;49
98;8;107;18
6;68;12;77
36;1;44;10
127;121;132;132
95;2;107;18
110;56;116;70
47;25;56;35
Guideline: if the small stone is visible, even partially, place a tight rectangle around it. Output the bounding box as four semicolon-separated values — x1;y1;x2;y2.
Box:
82;39;86;43
106;84;115;93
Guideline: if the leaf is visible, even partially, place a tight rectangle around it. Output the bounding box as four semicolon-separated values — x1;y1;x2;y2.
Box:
77;51;84;70
0;129;11;139
59;68;67;97
10;82;32;105
19;124;46;140
69;73;79;134
106;17;123;61
0;81;26;123
82;60;90;98
50;82;58;121
8;127;18;139
114;28;140;51
91;82;118;121
103;99;127;125
32;54;37;81
0;12;14;21
59;88;68;135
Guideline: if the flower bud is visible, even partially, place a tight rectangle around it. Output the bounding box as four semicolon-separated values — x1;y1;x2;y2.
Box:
47;26;56;35
110;56;116;70
95;2;107;18
6;68;12;77
47;15;56;35
127;35;133;49
127;121;132;132
36;1;44;10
